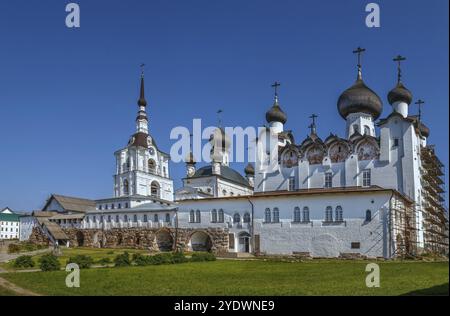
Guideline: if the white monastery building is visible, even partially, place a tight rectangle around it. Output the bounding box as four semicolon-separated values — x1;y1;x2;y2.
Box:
0;207;20;240
22;49;448;258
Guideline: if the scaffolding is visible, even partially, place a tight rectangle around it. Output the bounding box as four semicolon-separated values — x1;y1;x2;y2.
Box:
420;145;449;255
389;193;418;258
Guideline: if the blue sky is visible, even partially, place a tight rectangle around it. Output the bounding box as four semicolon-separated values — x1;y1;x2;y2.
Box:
0;0;448;211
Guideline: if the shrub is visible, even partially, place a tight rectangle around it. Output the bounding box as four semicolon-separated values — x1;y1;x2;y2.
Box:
13;255;35;268
149;253;175;265
7;244;20;254
190;252;216;262
172;251;188;264
39;254;61;271
132;253;151;266
97;257;112;266
114;252;131;267
7;242;46;254
67;255;94;269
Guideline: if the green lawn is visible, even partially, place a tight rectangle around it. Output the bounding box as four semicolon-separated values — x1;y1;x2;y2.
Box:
2;260;448;296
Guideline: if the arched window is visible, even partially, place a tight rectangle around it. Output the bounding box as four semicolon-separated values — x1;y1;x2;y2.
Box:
325;206;333;222
293;207;301;222
148;159;156;172
265;208;271;223
272;208;280;223
133;214;138;222
353;124;359;134
165;213;170;223
151;181;160;198
124;215;128;222
123;179;129;195
195;210;201;223
115;215;119;223
243;212;251;223
335;206;343;222
211;209;217;223
218;209;224;223
364;125;370;136
189;210;195;223
154;214;159;223
302;207;310;223
365;210;372;222
233;213;241;223
143;214;148;222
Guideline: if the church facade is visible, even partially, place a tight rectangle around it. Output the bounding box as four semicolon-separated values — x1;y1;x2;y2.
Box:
27;50;448;258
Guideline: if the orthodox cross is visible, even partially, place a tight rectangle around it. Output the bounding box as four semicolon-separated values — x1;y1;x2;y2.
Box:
140;63;145;77
393;55;406;83
271;81;281;97
309;114;318;134
353;46;366;68
415;99;425;120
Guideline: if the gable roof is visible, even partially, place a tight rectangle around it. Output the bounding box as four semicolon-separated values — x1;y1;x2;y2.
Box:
43;194;96;213
1;207;13;214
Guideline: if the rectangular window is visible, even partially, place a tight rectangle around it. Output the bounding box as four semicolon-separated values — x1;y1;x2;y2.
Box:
325;172;332;188
288;177;295;191
393;138;399;147
351;242;361;249
228;233;235;249
362;169;371;187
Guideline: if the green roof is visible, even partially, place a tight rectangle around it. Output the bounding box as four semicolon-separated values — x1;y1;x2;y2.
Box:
0;213;20;222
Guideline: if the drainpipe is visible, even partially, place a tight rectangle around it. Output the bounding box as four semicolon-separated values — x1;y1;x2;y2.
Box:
246;197;255;255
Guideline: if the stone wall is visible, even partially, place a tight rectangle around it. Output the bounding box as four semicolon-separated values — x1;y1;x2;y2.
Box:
28;226;51;246
62;227;229;254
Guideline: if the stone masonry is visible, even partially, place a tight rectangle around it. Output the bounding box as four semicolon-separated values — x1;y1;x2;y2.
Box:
40;227;230;254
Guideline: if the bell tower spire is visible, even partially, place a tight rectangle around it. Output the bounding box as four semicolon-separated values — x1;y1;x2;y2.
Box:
136;64;149;134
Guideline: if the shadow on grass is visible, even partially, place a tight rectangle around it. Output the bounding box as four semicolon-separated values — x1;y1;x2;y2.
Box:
401;283;449;296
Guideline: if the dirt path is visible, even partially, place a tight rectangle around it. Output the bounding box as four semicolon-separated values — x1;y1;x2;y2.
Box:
0;248;51;264
0;276;41;296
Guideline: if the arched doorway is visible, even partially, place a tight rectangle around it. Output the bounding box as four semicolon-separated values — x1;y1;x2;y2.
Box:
238;232;251;253
155;230;174;252
76;231;85;247
189;231;212;252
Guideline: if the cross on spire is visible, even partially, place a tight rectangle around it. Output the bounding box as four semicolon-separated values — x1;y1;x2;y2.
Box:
140;63;145;78
271;81;281;96
353;47;366;80
415;99;425;120
309;114;318;135
393;55;406;83
271;81;281;103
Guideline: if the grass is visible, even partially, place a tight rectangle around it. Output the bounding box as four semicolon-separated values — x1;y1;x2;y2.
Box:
2;260;448;296
0;285;18;296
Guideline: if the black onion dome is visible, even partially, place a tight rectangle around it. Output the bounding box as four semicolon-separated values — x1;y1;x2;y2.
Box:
244;163;255;175
388;82;413;105
266;99;287;124
418;121;430;138
337;78;383;120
